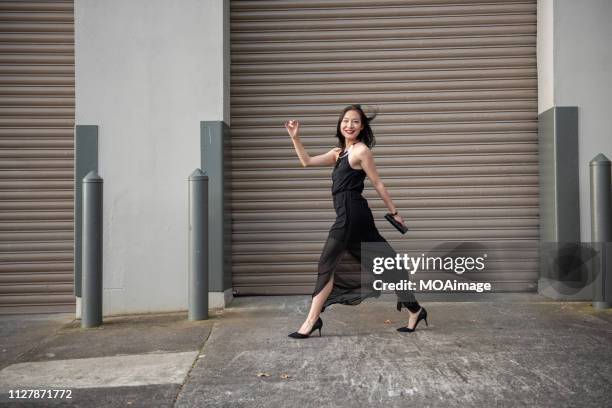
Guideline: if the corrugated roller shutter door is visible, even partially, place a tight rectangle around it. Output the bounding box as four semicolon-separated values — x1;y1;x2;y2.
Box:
230;0;538;295
0;1;75;313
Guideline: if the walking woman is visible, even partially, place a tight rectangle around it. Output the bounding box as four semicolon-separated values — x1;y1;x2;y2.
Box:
285;104;427;339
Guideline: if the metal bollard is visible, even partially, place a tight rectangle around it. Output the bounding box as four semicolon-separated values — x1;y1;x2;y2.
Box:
82;171;103;327
188;169;209;320
590;154;611;309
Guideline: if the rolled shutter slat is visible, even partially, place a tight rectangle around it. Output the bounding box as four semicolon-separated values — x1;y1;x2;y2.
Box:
0;272;73;284
231;197;538;212
0;201;72;211
0;1;75;314
233;14;535;32
232;25;536;42
234;239;538;253
232;57;536;75
233;78;537;94
230;0;538;295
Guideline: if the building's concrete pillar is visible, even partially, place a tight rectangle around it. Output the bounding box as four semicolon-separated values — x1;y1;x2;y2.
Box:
537;0;612;299
75;0;231;315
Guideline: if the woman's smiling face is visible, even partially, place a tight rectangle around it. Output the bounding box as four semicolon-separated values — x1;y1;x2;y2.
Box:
341;110;364;143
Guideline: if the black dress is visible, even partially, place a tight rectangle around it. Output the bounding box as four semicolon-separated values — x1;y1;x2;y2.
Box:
313;147;420;312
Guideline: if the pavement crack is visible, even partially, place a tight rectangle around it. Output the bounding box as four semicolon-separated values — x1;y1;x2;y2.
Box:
447;362;469;383
171;321;215;408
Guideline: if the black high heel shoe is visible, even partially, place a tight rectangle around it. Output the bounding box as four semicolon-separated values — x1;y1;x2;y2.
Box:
397;307;428;333
288;317;323;339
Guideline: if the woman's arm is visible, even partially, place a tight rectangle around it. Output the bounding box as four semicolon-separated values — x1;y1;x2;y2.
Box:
285;120;340;167
354;145;407;227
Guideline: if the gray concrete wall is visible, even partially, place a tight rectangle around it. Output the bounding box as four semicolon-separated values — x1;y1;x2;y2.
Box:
553;0;612;242
537;0;612;242
537;0;555;113
75;0;229;315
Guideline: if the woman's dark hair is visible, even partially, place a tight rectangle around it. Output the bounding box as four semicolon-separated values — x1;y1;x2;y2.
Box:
335;104;377;150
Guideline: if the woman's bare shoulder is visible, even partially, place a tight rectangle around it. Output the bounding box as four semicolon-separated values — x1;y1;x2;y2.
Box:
353;142;372;157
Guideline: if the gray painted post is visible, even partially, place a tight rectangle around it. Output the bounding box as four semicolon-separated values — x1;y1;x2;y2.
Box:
82;171;103;327
74;125;98;298
590;154;611;309
189;169;209;320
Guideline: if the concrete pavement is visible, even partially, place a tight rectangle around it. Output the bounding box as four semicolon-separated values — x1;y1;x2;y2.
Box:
1;295;611;407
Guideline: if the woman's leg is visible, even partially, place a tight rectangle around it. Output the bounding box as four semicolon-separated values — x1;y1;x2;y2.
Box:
294;234;346;334
363;235;423;328
403;306;424;329
297;274;334;334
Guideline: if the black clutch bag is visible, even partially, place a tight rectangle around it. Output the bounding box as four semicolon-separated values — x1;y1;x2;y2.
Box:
385;213;408;234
